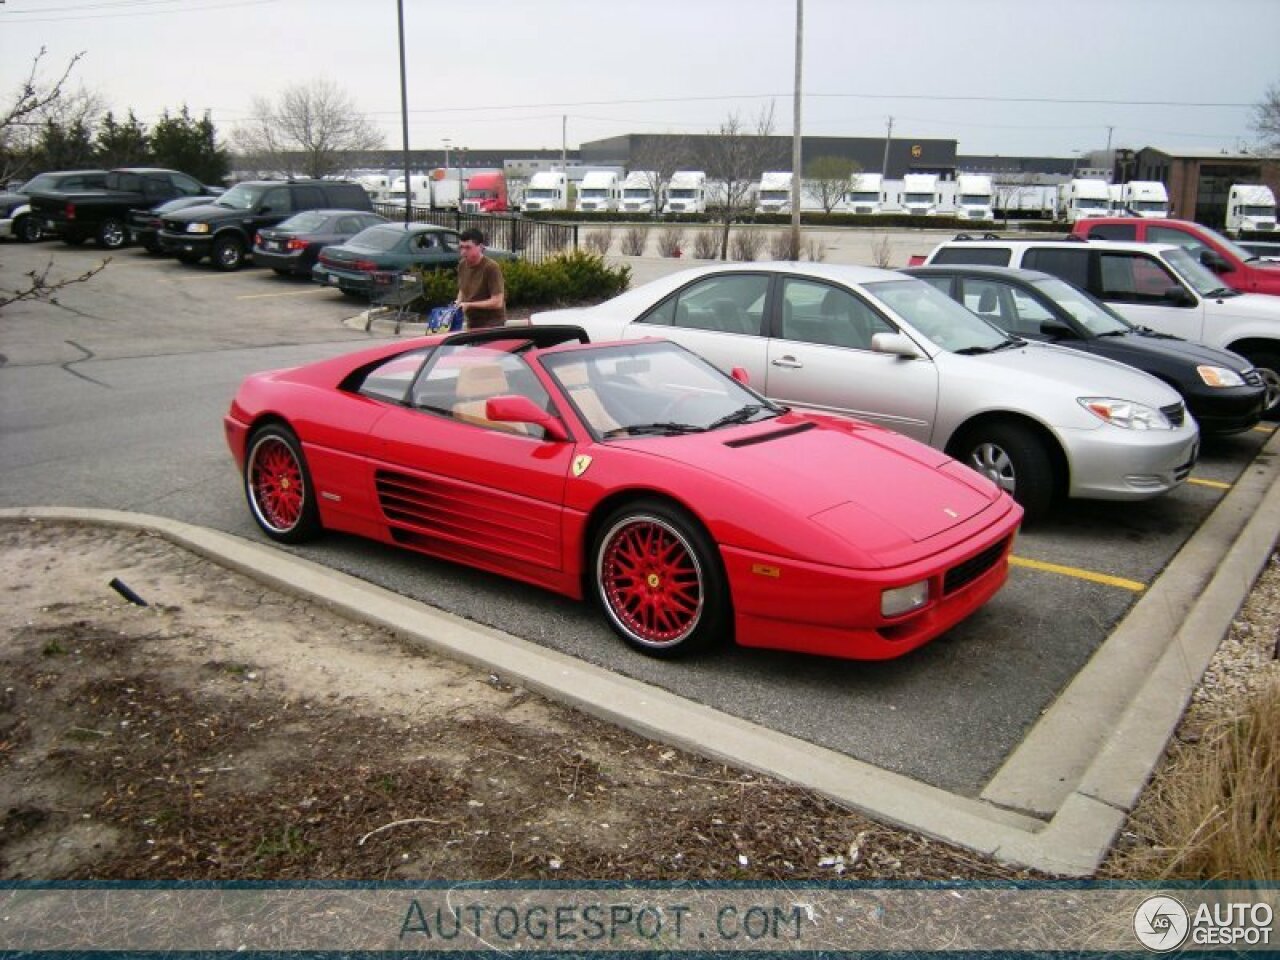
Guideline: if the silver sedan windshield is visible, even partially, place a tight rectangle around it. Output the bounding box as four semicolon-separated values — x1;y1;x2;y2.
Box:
865;279;1009;353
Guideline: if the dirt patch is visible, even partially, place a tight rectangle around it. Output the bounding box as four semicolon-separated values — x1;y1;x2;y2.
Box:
0;519;1035;881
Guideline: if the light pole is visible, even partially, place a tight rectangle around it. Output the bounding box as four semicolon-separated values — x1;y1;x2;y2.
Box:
443;138;452;174
457;147;466;214
789;0;803;260
396;0;411;225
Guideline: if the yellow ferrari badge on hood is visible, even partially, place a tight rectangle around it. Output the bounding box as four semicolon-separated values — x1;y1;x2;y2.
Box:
572;455;593;477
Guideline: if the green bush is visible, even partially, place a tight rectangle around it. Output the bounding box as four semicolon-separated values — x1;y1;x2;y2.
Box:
410;250;630;310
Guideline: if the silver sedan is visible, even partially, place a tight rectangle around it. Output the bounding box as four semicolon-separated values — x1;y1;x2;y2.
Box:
532;263;1200;520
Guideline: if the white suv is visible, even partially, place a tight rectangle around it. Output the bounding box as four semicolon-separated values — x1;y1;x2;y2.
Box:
924;235;1280;415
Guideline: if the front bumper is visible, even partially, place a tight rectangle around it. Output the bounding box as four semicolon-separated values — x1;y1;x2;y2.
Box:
158;230;213;256
1061;420;1199;500
1183;383;1266;435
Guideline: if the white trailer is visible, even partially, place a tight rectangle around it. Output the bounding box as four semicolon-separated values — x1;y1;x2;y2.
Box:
843;172;883;215
1108;183;1124;213
523;171;568;212
663;171;707;214
755;171;792;214
955;174;993;221
575;170;620;212
901;173;940;216
1057;179;1111;222
1226;184;1277;237
619;171;659;214
1122;181;1169;218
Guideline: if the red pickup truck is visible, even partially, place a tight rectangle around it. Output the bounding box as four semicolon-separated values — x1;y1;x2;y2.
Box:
1070;217;1280;296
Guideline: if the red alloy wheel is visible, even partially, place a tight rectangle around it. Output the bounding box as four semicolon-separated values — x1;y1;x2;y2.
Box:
598;514;704;649
248;434;306;533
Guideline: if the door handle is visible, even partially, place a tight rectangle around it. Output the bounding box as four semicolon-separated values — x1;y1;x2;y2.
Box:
771;356;803;369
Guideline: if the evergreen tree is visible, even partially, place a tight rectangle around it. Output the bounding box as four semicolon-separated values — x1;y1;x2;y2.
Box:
33;116;96;170
150;105;229;185
94;110;150;167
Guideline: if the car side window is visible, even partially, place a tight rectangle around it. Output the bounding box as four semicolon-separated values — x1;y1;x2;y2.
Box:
414;233;438;250
959;278;1013;327
260;188;293;214
1086;224;1136;241
1099;252;1182;304
356;348;432;403
171;173;204;197
780;278;892;350
645;274;769;335
337;216;363;234
1023;248;1090;289
931;247;1011;266
413;350;551;438
293;186;325;211
1147;225;1206;256
142;177;171;201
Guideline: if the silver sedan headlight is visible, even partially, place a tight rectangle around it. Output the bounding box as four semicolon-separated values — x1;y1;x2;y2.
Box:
185;222;210;234
1196;365;1245;388
1078;398;1173;430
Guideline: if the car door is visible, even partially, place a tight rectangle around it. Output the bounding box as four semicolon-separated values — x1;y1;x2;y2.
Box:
624;272;772;386
368;348;574;575
1093;249;1205;342
763;276;939;443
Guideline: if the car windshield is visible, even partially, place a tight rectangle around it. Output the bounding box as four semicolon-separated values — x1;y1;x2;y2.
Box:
215;184;266;210
623;188;652;199
1130;201;1167;212
348;225;408;252
960;194;990;205
848;192;878;202
669;189;696;198
864;278;1009;353
1239;205;1275;217
542;341;780;438
527;189;556;199
1184;223;1259;264
1032;276;1130;335
903;193;932;204
277;210;329;232
1163;246;1234;295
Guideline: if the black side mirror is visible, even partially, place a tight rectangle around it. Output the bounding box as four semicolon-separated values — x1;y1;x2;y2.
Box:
1199;249;1229;273
1164;286;1196;307
1039;319;1077;339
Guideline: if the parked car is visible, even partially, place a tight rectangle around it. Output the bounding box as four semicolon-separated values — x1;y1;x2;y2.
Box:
312;223;514;298
904;264;1268;435
530;263;1200;521
129;195;224;254
922;235;1280;417
252;209;388;277
0;169;108;242
28;167;218;249
226;325;1022;660
1069;217;1280;297
159;179;373;270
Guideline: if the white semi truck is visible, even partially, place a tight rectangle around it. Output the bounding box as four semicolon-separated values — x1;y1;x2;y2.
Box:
901;173;940;216
663;170;707;214
1056;179;1111;222
575;170;620;212
843;173;883;215
954;174;994;221
1122;180;1170;218
523;171;568;212
619;171;659;214
1226;184;1277;237
755;171;792;214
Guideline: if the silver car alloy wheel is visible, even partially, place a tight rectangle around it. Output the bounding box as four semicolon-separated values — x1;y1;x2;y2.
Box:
968;442;1017;496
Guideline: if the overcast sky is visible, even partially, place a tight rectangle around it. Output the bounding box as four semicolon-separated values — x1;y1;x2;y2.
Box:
2;0;1278;160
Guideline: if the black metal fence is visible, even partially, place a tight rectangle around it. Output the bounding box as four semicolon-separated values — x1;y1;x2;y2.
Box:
371;205;578;264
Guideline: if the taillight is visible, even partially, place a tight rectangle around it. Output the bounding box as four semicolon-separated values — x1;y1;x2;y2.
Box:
287;238;308;251
353;259;377;271
254;232;262;245
66;203;76;220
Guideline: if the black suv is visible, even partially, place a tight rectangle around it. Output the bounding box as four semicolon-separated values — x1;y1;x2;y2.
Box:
158;179;372;270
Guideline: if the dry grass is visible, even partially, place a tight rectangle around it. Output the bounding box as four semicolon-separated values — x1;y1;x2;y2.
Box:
656;226;685;258
1113;680;1280;879
869;233;894;268
730;227;765;262
620;226;648;257
692;229;720;260
802;236;828;262
582;229;612;256
768;231;797;261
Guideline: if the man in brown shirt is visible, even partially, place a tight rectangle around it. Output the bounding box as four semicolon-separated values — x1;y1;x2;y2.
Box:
455;228;506;329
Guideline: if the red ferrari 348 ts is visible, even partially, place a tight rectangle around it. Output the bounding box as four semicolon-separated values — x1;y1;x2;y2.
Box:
225;325;1022;660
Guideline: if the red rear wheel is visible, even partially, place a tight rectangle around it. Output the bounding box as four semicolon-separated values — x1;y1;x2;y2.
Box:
245;425;321;543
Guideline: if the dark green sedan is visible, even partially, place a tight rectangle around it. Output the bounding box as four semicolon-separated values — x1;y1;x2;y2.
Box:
312;223;512;298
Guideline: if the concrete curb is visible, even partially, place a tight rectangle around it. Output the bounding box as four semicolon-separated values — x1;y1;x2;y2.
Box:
5;426;1278;876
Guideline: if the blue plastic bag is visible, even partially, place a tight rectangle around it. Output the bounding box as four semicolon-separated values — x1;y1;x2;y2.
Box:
425;303;464;333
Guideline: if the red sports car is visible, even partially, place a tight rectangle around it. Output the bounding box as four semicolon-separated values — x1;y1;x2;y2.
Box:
225;326;1022;660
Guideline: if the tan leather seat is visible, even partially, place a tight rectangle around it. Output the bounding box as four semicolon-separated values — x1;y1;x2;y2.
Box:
451;363;529;434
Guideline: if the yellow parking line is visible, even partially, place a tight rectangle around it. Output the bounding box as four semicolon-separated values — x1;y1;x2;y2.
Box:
1187;477;1232;490
1254;424;1276;434
236;288;332;300
1010;555;1146;592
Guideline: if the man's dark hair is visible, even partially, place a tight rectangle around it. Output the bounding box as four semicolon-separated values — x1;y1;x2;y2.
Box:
459;228;487;245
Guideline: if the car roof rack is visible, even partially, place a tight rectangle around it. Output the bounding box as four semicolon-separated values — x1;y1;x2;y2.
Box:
951;232;1082;242
442;325;590;350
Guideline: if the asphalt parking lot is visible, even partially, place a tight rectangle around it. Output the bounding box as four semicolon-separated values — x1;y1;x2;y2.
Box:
1;234;1274;804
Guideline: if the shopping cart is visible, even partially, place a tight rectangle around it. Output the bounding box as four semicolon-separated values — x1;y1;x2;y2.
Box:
367;271;423;333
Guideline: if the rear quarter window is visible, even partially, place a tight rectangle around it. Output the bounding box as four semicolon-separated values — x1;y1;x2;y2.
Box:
1085;224;1136;241
327;184;374;211
931;246;1011;266
1022;248;1090;289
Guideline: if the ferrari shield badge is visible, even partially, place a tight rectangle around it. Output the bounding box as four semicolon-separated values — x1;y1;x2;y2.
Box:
572;455;593;477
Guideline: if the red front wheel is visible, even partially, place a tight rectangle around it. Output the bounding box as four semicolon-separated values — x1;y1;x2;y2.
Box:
592;500;729;657
245;425;321;543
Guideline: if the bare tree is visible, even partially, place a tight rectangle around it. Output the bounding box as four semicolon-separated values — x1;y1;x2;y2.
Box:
0;47;86;182
1253;83;1280;152
629;134;690;217
804;155;860;213
232;78;385;179
695;104;777;260
1;257;109;314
